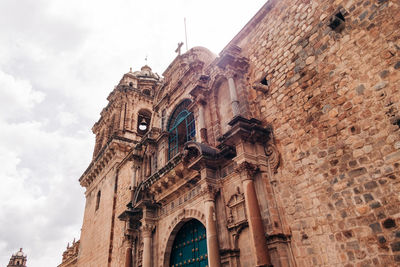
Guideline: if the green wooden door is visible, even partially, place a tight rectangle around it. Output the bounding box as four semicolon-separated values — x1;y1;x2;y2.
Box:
170;219;208;267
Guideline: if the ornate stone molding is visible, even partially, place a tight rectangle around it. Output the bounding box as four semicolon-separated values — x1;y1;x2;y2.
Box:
234;161;259;181
201;185;219;202
226;187;247;231
264;142;280;174
141;224;155;238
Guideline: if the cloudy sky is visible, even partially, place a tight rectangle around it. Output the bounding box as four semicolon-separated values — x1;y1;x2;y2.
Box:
0;0;265;266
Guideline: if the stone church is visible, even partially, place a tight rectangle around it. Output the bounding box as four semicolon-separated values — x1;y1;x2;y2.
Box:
59;0;400;266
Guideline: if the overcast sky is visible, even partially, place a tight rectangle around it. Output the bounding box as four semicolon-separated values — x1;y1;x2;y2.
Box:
0;0;266;266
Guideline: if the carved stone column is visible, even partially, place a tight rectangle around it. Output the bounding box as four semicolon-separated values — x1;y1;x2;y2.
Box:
236;162;272;267
227;71;240;117
125;247;132;267
204;188;221;267
141;224;154;267
132;239;137;267
198;103;208;144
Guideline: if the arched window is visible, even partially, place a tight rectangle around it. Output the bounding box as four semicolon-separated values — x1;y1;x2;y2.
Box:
167;100;195;159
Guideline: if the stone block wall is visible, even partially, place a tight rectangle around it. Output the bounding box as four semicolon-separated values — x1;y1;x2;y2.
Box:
110;161;134;267
77;162;119;267
235;0;400;265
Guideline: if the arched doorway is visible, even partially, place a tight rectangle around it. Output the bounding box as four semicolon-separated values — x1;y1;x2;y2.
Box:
170;219;208;267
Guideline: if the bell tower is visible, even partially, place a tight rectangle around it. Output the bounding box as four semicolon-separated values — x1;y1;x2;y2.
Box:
77;65;161;267
7;248;27;267
91;65;161;158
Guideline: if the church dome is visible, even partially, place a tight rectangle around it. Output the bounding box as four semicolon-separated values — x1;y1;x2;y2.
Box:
132;65;160;80
13;248;26;257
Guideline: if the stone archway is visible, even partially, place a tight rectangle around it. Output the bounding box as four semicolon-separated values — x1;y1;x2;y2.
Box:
170;219;208;267
161;209;206;266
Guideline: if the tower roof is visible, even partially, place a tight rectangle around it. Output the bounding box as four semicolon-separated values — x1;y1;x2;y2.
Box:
127;65;160;80
13;248;26;257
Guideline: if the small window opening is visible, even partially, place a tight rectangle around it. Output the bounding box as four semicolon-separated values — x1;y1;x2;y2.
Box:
260;76;269;86
393;117;400;129
143;89;151;96
95;190;101;211
129;82;133;87
329;11;345;32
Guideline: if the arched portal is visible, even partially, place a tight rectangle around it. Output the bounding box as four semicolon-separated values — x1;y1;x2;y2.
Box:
170;219;208;267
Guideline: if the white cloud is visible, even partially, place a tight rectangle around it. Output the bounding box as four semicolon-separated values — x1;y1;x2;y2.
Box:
0;70;45;120
0;118;89;266
58;111;78;127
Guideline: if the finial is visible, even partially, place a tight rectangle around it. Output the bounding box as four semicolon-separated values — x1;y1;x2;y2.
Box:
67;242;70;248
129;67;132;73
19;248;22;252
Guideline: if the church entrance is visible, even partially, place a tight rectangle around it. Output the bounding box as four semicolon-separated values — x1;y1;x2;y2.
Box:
170;219;208;267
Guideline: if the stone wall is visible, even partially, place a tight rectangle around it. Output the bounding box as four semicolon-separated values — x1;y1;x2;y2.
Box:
77;161;119;267
70;0;400;266
233;0;400;265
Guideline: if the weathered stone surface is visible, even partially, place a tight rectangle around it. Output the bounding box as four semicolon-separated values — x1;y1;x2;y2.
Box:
60;0;400;266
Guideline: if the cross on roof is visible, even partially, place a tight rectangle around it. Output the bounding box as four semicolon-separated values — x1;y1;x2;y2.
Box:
175;42;184;56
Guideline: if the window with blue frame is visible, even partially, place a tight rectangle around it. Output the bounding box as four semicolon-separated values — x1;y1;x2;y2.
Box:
167;100;195;159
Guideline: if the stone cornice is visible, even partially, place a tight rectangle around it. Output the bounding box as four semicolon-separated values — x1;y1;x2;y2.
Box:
79;136;134;188
218;116;272;146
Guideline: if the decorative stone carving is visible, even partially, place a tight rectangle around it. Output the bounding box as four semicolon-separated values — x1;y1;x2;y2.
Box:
234;161;259;181
226;187;247;229
264;142;280;174
201;184;219;201
141;224;155;237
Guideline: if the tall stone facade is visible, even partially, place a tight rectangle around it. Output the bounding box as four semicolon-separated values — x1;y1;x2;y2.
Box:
61;0;400;266
7;248;27;267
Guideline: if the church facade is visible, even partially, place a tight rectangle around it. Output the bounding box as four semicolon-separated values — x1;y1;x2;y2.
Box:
59;0;400;266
